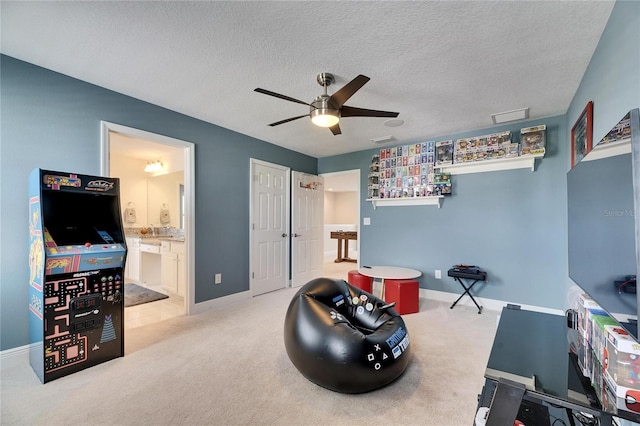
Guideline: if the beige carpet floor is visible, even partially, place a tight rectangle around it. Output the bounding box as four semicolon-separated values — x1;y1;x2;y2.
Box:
1;286;499;426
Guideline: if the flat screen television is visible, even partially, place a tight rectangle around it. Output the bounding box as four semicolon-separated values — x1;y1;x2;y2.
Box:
567;108;640;337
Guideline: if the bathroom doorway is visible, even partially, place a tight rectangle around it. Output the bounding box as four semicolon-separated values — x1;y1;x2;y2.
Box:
100;122;196;327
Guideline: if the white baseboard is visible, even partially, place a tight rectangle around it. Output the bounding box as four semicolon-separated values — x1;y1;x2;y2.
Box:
1;343;31;361
421;288;565;316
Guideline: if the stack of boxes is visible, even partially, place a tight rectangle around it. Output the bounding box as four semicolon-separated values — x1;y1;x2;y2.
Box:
453;131;515;164
577;293;612;378
603;325;640;413
575;293;640;414
440;125;546;166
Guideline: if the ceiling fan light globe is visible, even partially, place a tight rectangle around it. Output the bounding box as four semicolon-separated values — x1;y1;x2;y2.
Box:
311;109;339;127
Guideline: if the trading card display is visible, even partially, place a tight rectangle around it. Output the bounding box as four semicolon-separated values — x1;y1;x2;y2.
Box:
369;125;547;201
375;142;451;199
29;169;126;383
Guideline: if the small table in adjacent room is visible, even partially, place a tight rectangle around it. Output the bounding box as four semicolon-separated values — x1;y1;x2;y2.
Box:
447;266;487;314
331;231;357;263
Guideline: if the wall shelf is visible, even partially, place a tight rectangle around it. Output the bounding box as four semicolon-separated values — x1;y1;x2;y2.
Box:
583;137;631;162
366;196;443;209
434;153;544;175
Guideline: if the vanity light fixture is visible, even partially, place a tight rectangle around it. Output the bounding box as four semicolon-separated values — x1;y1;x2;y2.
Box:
144;160;163;173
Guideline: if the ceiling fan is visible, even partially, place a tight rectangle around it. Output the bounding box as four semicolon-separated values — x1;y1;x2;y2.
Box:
254;73;399;135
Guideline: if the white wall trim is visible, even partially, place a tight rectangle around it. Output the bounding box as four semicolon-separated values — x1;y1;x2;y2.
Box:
1;343;31;361
421;288;565;316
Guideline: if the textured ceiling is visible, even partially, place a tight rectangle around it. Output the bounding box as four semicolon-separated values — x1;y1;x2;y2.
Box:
1;1;615;158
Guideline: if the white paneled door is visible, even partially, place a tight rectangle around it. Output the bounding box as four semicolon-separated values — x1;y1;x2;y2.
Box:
291;171;324;287
250;161;289;296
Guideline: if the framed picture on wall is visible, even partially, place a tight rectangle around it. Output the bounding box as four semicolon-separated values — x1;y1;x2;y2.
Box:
571;101;594;168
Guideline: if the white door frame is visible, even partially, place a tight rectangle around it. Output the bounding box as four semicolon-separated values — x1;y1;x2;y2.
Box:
100;121;196;315
319;169;361;267
249;159;291;295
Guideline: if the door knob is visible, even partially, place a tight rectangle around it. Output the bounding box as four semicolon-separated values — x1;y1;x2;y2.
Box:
294;233;301;237
281;233;288;237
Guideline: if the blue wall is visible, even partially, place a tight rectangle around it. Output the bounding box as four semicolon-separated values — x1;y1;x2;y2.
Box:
0;56;316;350
319;0;640;313
567;1;640;143
1;0;638;352
320;115;570;310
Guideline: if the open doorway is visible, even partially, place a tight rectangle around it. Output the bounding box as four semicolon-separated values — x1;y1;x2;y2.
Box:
321;169;360;281
100;122;195;329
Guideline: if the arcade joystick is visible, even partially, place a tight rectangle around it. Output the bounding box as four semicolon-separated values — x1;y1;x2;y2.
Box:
85;242;91;248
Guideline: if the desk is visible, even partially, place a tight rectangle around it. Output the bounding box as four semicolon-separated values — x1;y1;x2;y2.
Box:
330;231;357;263
478;307;640;425
447;267;487;314
358;266;421;298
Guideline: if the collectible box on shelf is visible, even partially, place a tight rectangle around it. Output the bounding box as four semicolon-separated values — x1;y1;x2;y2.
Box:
592;314;619;367
453;131;512;164
435;140;454;166
576;332;595;379
602;325;640;413
520;125;546;156
433;172;450;184
455;138;471;153
601;112;631;145
505;143;520;158
486;147;505;161
434;183;451;195
604;325;640;387
488;131;512;146
577;293;604;339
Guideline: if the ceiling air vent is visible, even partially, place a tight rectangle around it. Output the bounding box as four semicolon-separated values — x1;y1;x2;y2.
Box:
370;136;396;144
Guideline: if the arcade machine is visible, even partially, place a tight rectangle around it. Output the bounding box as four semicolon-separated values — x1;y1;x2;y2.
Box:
28;169;127;383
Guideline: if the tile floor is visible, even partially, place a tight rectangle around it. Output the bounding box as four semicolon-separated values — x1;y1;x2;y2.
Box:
124;261;356;330
124;290;184;330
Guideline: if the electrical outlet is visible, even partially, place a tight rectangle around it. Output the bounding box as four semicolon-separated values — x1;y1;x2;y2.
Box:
435;269;441;279
214;273;222;284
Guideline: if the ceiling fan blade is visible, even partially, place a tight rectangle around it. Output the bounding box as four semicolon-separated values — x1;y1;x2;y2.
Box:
329;123;342;135
341;105;399;118
268;114;309;127
329;75;370;107
254;88;310;106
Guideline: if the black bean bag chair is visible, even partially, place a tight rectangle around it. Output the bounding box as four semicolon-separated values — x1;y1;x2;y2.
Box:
284;277;411;393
